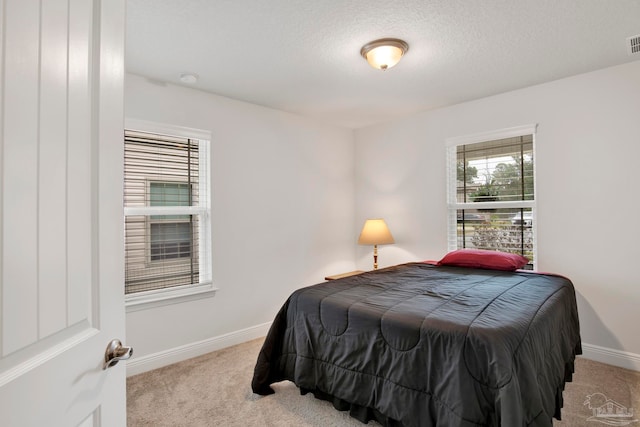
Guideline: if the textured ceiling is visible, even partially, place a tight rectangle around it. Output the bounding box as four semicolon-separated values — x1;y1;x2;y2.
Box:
126;0;640;128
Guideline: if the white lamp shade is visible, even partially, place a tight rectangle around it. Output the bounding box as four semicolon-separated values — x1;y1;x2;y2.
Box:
358;219;395;245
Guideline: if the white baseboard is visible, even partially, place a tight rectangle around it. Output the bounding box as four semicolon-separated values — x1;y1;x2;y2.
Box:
580;342;640;372
126;322;272;377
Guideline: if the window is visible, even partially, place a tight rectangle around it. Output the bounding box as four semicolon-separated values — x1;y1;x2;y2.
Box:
149;182;192;261
124;124;211;300
446;125;536;268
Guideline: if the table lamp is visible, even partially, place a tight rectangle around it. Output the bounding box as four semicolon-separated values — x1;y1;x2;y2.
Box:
358;219;395;270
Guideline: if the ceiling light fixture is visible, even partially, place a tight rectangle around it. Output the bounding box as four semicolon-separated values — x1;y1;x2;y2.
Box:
179;73;198;84
360;38;409;71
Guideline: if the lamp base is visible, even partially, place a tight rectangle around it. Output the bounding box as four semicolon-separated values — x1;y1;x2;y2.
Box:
373;244;378;270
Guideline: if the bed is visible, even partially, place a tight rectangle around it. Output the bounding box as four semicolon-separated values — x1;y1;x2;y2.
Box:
251;257;581;426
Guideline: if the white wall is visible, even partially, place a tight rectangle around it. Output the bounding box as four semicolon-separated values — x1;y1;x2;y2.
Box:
124;74;356;371
125;61;640;373
354;60;640;368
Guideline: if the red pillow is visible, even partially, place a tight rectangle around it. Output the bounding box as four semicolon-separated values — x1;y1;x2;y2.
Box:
436;249;528;271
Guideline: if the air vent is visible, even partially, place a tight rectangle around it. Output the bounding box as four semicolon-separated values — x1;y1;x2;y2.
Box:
628;35;640;55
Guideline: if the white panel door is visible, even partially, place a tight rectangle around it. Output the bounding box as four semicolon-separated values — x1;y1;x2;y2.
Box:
0;0;126;425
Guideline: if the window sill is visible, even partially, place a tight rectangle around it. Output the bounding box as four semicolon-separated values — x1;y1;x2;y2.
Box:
125;282;218;313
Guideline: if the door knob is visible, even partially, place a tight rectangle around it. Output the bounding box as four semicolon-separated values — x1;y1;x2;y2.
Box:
103;339;133;369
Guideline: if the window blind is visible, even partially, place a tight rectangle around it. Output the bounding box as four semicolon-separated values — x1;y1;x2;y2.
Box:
447;132;536;266
124;130;210;294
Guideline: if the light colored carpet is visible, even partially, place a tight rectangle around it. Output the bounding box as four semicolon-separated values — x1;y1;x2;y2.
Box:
127;338;640;426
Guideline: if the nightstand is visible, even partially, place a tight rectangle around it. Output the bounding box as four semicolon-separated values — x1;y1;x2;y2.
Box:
325;270;365;281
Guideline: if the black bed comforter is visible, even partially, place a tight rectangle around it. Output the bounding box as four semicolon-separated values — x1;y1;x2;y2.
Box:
252;263;582;426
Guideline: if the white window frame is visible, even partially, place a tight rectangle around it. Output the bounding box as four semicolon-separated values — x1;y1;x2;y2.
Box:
446;124;538;269
124;118;216;312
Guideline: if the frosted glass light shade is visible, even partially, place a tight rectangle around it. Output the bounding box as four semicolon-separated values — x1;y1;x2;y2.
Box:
360;38;409;70
358;219;395;245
